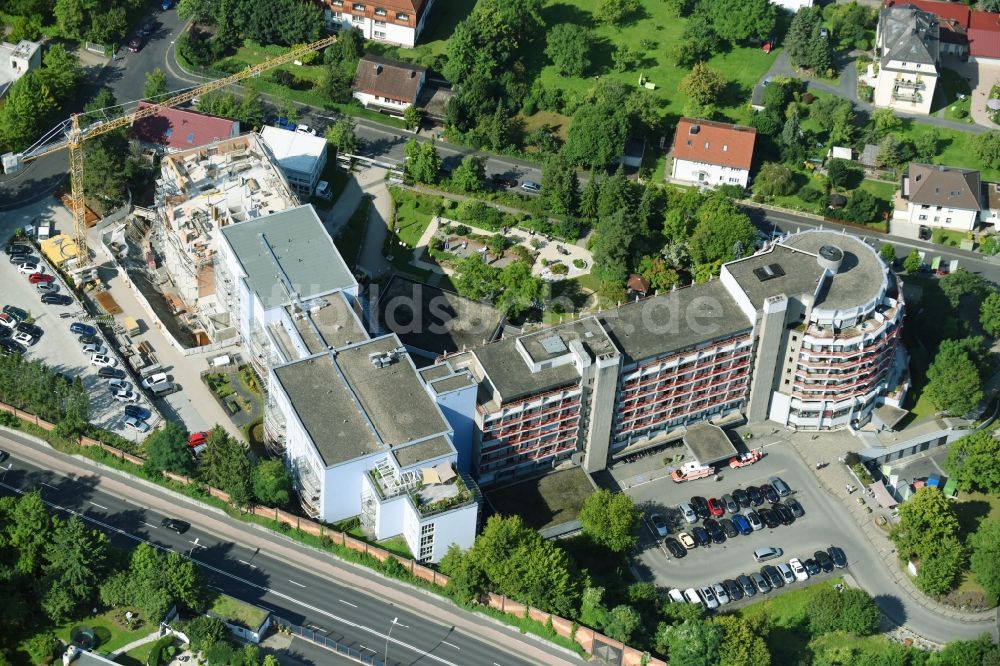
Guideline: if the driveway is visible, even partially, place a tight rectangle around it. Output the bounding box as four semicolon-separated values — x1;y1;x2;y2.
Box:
950;57;1000;129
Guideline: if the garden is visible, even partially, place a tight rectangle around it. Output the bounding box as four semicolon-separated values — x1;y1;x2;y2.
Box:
201;363;263;424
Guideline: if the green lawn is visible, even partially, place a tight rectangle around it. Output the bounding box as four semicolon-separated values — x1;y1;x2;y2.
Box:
936;68;973;123
895;120;1000;181
115;641;158;666
931;228;969;248
221;40;327;85
47;608;150;656
390;188;436;247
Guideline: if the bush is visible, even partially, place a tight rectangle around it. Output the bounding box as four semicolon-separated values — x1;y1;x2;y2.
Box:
24;632;58;666
953;107;969;119
456;200;506;231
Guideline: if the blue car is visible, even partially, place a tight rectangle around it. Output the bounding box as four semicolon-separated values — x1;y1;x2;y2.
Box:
731;513;753;536
692;526;711;547
69;322;96;336
161;0;174;9
274;117;296;131
124;405;151;420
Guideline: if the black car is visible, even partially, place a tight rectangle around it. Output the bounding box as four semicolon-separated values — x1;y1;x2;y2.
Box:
772;502;795;526
78;334;101;345
98;366;125;379
491;174;518;189
786;498;805;518
762;565;785;589
732;488;750;508
703;519;726;544
738;574;757;597
803;558;821;576
0;450;7;464
2;305;27;321
746;485;764;506
127;35;143;52
0;327;10;339
161;518;190;533
41;293;72;306
124;404;151;420
761;483;779;504
758;507;779;529
814;550;835;572
719;518;739;539
16;322;41;338
664;537;687;559
692;526;711;547
9;253;34;265
139;18;155;36
723;578;744;602
4;243;31;256
690;496;711;521
919;225;932;241
0;339;24;355
828;545;847;568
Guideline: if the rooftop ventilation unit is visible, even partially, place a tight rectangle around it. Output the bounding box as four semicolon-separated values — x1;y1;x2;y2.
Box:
752;263;786;282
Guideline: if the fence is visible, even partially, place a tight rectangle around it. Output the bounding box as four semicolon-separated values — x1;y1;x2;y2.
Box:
0;399;664;666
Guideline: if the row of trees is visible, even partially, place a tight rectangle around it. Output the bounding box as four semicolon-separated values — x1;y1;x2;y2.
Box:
3;0;147;47
178;0;321;50
144;423;294;508
0;351;89;437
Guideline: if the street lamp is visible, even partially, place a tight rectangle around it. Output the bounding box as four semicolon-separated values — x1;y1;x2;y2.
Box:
384;616;408;666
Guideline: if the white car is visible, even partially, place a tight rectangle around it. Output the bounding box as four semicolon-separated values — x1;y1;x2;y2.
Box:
90;354;117;368
789;558;809;582
12;331;33;345
141;372;169;389
683;588;701;605
295;124;316;135
18;262;40;274
113;389;139;403
123;415;150;433
0;314;15;330
679;502;697;524
667;588;686;604
82;343;106;355
712;583;730;605
650;513;669;537
108;378;131;392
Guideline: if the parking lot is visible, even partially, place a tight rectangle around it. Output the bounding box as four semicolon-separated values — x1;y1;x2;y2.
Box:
0;244;157;441
623;443;852;605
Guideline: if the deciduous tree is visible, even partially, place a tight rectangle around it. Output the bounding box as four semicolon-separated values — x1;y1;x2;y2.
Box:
944;431;1000;494
662;620;723;666
251;459;294;506
981;292;1000;338
545;23;590;76
579;489;640;553
325;117;357;156
839;588;882;635
879;243;896;264
926;339;985;416
497;262;544;318
890;487;965;595
679;63;727;106
403;139;442;184
940;269;989;307
603;604;640;642
198;426;252;505
970;519;1000;604
142;66;169;99
688;194;757;266
451;155;486;192
145;421;194;476
973;132;1000;170
595;0;639;25
903;248;922;273
754;163;796;196
710;0;777;45
714;615;771;666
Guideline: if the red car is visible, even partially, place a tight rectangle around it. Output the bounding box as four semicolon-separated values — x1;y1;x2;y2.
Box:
707;497;724;517
29;272;54;284
188;431;209;448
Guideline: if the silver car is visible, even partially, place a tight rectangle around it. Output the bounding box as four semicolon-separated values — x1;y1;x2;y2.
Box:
698;586;719;609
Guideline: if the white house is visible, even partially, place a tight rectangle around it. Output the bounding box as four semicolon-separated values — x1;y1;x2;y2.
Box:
670;118;757;189
0;39;40;98
259;126;328;200
893;163;981;231
321;0;435;47
268;335;479;562
871;6;940;114
352;54;427;112
771;0;812;11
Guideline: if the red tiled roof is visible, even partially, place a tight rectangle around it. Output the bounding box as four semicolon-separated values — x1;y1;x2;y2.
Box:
627;274;650;293
970;27;1000;58
130;102;240;150
889;0;970;27
672;118;756;171
970;9;1000;30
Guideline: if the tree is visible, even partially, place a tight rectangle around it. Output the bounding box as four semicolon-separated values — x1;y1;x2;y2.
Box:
145;421;194;476
879;243;896;264
579;586;608;629
42;515;109;621
839;588;882;635
829;101;857;146
781;111;803;148
903;248;922;273
805;586;844;633
981;292;1000;338
0;71;58;153
754;163;796;196
578;489;640;553
890;487;965;595
826;158;858;188
186;615;228;651
973;132;1000;170
541;154;579;216
262;657;280;666
545;24;590;76
451;155;486;192
688;194;757;266
402;105;423;131
563;94;629;170
934;635;1000;666
871;108;903;140
24;632;58;666
664;620;723;666
8;491;52;575
54;0;86;41
164;551;205;612
679;63;727;106
325;117;357;156
579;176;600;219
710;0;777;44
198;426;252;505
714;615;771;666
595;0;639;25
876;134;909;170
604;604;640;642
454;256;502;301
403;139;442;184
925;340;984;416
143;67;169;100
81;129;134;206
944;431;1000;494
914;129;939;162
637;256;680;291
178;0;215;23
970;519;1000;604
497;262;544;318
786;7;821;69
940;269;989;307
251;459;294;506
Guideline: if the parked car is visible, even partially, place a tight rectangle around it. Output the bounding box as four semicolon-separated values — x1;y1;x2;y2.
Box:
758;507;779;529
98;366;125;379
161;0;175;9
126;35;142;52
789;558;809;581
108;378;131;391
703;519;726;544
692;526;711;547
722;494;738;514
188;431;209;447
731;513;753;535
678;532;696;549
650;513;669;537
751;571;771;594
712;583;729;605
664;537;686;559
520;180;541;192
491;174;518;188
737;574;757;598
82;343;107;355
0;339;25;355
690;496;711;520
814;550;835;572
803;558;821;576
70;322;97;336
12;331;33;346
0;327;10;339
35;282;57;293
18;261;39;274
683;588;701;605
113;389;139;403
773;502;795;526
124;404;151;420
919;225;932;240
679;502;697;524
160;517;189;533
139;18;155;36
723;579;743;602
745;509;763;531
41;293;72;306
761;484;779;504
777;562;796;585
828;545;848;568
123;415;150;433
746;485;764;506
707;497;724;517
8;253;34;265
90;354;117;367
769;476;791;497
3;305;27;322
0;314;16;330
667;588;686;604
142;372;170;389
4;243;31;256
762;565;785;589
786;498;805;518
719;518;739;539
698;586;719;610
273;116;296;131
732;488;750;508
753;546;783;562
295;124;316;135
16;322;41;338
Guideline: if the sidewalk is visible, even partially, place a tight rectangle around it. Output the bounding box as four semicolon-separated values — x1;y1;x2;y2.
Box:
107;630;162;659
355;168;392;278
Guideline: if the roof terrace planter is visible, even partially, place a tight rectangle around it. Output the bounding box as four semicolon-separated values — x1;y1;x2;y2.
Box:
409;473;475;517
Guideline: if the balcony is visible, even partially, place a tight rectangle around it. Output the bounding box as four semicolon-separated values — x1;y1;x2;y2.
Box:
894;79;925;91
408;470;478;518
292;456;321;518
263;400;286;455
892;88;923;103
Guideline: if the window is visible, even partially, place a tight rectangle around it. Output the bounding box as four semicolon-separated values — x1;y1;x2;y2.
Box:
332;0;342;4
945;217;952;224
352;14;363;22
918;214;927;221
352;2;364;9
375;19;385;26
396;11;408;20
375;6;386;14
331;10;341;18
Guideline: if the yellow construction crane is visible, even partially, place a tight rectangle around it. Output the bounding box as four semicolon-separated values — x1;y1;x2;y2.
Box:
3;33;338;272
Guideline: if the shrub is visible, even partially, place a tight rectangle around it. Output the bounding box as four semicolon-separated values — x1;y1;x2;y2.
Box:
550;262;569;275
24;632;58;666
953;107;969;119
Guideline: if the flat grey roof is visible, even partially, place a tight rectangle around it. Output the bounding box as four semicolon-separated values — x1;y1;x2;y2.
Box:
394;435;453;468
684;422;737;465
724;244;826;310
599;281;752;364
782;232;886;311
430;373;475;395
420;364;453;382
221;205;356;310
273;335;448;467
288;291;367;354
375;277;504;355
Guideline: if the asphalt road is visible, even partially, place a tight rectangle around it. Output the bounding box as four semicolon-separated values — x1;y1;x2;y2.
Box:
626;441;998;643
0;433;577;666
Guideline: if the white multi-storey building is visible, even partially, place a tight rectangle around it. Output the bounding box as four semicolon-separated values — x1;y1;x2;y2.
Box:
259;127;328;200
321;0;435;47
872;5;940;114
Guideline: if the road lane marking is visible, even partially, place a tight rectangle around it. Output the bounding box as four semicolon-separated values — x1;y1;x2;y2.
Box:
442;641;460;650
309;624;325;633
41;482;57;489
89;501;108;510
289;579;306;587
238;559;257;568
0;479;461;666
339;599;358;608
142;521;158;528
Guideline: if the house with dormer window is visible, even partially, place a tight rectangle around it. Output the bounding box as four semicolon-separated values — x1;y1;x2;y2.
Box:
893;163;981;231
320;0;434;47
669;118;757;189
871;5;940;114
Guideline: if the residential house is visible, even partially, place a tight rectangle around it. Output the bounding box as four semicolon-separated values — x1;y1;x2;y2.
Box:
884;0;1000;61
872;6;940;114
983;182;1000;229
131;102;240;153
669;118;757;189
771;0;812;12
321;0;435;47
892;163;981;231
352;54;427;112
259;126;329;200
0;39;39;98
